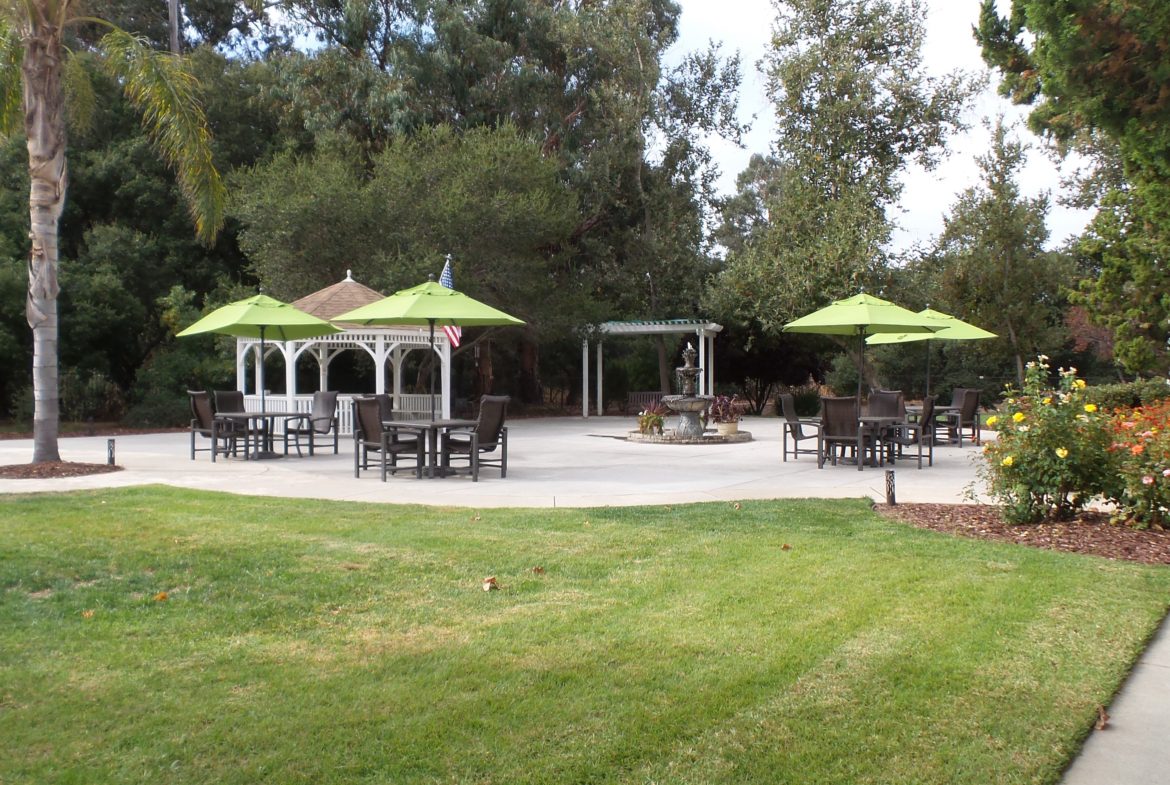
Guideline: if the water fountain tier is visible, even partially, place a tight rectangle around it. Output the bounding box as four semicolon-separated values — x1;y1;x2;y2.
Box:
661;342;713;439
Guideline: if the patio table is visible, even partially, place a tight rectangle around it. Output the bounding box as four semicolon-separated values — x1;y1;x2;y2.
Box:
857;415;902;470
383;418;477;478
215;411;302;460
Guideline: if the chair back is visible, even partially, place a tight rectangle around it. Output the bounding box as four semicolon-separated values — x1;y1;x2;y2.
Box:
780;393;807;438
353;397;383;443
474;395;510;449
370;393;394;422
189;390;214;429
959;388;980;423
214;389;245;413
868;390;904;418
310;390;339;434
820;396;858;438
919;394;936;425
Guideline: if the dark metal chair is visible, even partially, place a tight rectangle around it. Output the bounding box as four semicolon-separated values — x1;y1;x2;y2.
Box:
939;388;982;447
352;396;423;480
188;390;237;461
867;390;905;418
882;395;935;469
817;396;867;469
283;390;340;457
780;392;820;461
441;395;510;481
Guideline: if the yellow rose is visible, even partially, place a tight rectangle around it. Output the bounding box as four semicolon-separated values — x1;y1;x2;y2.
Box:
1084;403;1098;413
1055;447;1069;459
985;415;999;427
1012;412;1026;423
1001;456;1015;467
1074;379;1087;389
1042;397;1052;405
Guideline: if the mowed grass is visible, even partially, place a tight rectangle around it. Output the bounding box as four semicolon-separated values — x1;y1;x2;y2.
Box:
2;488;1169;784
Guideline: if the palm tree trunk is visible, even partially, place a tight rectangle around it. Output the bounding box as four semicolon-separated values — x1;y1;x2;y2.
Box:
22;25;67;463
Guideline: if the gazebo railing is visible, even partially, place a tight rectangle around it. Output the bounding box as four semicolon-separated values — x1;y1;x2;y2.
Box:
242;393;440;436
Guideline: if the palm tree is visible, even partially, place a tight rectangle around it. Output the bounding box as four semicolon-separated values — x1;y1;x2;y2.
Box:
0;2;225;462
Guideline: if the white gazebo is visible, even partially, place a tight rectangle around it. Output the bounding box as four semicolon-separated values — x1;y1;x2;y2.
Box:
580;319;723;417
235;272;452;433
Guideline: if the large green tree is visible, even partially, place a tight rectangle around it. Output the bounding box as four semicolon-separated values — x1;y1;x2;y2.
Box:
934;121;1071;386
712;0;976;331
0;3;224;462
977;0;1170;376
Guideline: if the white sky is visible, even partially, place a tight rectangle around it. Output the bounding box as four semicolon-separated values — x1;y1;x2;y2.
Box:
667;0;1093;252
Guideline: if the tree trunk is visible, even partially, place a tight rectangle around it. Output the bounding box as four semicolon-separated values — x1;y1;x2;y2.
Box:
168;0;181;54
475;340;494;397
23;23;67;463
656;335;671;393
519;339;540;403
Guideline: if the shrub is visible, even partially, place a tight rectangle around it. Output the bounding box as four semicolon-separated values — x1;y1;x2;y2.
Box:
979;356;1121;523
1106;401;1170;528
1084;378;1170;410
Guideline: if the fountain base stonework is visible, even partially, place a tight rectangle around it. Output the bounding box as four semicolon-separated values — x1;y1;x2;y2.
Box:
626;342;752;444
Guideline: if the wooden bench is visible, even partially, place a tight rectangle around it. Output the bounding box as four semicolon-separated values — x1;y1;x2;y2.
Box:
624;391;665;414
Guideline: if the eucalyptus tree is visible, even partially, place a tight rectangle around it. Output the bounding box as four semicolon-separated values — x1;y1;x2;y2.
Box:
712;0;978;332
0;4;224;462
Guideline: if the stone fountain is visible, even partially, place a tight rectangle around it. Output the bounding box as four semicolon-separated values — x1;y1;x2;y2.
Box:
662;343;714;439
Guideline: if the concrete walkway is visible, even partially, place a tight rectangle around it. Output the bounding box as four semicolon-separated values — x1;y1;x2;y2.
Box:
0;415;988;507
2;414;1165;782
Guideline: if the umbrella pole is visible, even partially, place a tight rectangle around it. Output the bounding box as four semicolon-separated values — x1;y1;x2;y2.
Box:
925;341;932;399
259;325;267;415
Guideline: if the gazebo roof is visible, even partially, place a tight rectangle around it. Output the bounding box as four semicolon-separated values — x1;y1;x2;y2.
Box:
292;271;385;322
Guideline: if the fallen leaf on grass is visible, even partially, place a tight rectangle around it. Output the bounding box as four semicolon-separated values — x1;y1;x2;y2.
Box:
781;544;792;551
482;576;499;591
153;591;168;602
732;502;741;510
1096;705;1110;730
470;513;481;522
81;609;95;619
531;566;545;575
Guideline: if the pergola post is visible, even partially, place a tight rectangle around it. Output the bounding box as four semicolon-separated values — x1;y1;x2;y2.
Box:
596;340;604;416
581;338;589;418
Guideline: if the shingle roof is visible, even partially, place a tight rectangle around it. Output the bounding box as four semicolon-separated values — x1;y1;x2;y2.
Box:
292;271;385;321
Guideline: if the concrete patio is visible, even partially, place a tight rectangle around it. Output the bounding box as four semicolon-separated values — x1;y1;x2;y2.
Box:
0;415;989;508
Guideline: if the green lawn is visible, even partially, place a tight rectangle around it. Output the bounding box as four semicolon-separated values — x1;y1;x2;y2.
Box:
2;488;1168;784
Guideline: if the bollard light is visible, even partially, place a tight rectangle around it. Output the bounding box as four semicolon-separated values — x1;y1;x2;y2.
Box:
107;438;115;466
885;469;895;506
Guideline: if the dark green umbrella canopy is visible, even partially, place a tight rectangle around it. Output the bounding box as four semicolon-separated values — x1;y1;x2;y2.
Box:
178;294;342;413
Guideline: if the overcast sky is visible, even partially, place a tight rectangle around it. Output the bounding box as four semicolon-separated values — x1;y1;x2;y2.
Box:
666;0;1092;252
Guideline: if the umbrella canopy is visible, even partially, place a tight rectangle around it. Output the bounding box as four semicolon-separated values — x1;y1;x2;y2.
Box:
865;308;997;344
783;293;943;400
334;280;525;419
178;294;342;413
866;308;997;397
334;280;525;327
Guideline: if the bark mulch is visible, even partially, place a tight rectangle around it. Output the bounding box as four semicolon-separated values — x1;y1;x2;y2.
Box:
876;503;1170;566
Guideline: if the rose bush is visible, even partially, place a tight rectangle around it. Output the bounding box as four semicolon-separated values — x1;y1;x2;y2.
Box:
979;356;1121;523
1107;400;1170;528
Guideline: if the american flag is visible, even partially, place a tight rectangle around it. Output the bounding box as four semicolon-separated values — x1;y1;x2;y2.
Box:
439;256;462;348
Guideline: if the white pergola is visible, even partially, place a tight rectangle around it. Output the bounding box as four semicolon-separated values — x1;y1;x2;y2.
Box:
581;319;723;417
233;273;453;432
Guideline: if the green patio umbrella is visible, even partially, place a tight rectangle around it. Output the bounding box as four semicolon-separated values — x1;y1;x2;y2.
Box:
177;293;343;414
783;293;943;400
334;279;525;419
866;307;997;397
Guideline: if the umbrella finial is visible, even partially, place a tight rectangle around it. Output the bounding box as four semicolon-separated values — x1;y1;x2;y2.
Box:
428;273;436;282
345;269;353;281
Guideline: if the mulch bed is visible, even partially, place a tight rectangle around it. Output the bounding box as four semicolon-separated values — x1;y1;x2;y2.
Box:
0;461;124;479
876;503;1170;566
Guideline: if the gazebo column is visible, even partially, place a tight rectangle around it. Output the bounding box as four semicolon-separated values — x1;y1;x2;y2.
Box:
374;334;387;395
235;340;247;393
317;347;328;391
697;331;707;395
252;344;263;396
441;339;452;419
391;346;404;400
284;340;297;410
581;338;589;418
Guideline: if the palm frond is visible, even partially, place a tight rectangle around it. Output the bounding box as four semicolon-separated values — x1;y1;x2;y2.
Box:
0;17;23;137
99;29;225;244
62;50;95;136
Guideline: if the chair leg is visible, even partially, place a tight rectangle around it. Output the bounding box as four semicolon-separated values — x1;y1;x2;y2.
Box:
500;432;507;479
471;434;480;482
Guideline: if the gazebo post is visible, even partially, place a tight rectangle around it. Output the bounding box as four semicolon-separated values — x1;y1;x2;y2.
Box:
284;340;296;411
441;338;452;419
235;340;247;395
